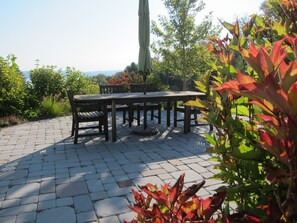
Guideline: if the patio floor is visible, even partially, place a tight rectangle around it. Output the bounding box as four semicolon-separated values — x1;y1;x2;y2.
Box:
0;111;223;223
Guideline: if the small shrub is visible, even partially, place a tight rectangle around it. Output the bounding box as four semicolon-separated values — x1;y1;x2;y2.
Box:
39;96;70;118
125;174;260;223
23;109;40;121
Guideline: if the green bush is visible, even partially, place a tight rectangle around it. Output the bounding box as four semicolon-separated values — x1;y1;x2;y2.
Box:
65;67;99;95
0;54;27;117
23;108;40;121
30;66;64;100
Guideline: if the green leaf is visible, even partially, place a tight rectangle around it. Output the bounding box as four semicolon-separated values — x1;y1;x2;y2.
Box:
184;99;206;108
215;95;223;110
234;97;249;104
221;20;235;34
231;143;264;161
218;65;237;76
194;81;207;93
271;21;287;37
255;15;265;27
231;105;250;116
205;133;217;146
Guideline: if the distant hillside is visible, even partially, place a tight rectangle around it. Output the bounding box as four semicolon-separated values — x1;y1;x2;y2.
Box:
22;70;121;80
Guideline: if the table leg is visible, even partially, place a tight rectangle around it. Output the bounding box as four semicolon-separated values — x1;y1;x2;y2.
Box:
184;104;191;133
144;102;147;129
112;100;117;142
166;101;171;127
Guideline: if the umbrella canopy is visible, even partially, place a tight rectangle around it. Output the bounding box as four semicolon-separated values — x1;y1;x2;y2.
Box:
138;0;151;80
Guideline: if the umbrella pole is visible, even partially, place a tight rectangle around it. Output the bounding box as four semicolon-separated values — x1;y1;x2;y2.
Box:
143;71;147;129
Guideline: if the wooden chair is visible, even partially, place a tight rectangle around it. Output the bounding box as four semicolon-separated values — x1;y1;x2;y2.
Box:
67;90;109;144
173;96;213;131
99;85;131;125
130;84;162;126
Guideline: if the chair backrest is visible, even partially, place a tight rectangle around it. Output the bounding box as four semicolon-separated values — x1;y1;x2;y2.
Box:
130;83;156;93
66;90;76;114
100;85;126;94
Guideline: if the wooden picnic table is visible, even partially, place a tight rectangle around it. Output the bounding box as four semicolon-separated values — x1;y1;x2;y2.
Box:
74;91;205;142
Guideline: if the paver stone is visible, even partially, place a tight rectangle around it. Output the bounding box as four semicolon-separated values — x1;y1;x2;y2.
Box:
36;207;76;223
94;197;129;218
56;181;88;198
6;183;40;199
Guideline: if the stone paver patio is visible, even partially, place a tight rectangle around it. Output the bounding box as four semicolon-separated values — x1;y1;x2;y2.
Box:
0;111;222;223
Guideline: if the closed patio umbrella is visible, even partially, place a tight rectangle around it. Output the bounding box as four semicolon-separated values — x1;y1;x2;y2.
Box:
134;0;157;133
138;0;151;83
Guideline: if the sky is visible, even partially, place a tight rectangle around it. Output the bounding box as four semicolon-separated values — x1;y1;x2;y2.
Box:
0;0;263;72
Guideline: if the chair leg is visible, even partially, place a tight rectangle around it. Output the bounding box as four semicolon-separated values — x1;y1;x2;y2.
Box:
151;109;154;120
99;121;102;132
194;111;198;125
210;124;214;131
104;120;109;141
129;107;133;127
123;111;126;124
158;107;161;124
137;106;140;126
74;122;79;144
174;102;177;127
71;116;75;136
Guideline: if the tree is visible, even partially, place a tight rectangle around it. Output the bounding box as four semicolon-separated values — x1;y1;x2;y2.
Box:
124;62;138;73
89;73;108;85
29;66;64;100
151;0;221;90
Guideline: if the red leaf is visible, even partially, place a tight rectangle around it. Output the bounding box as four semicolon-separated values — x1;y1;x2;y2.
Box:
278;61;297;93
237;71;256;84
169;173;185;204
255;114;278;126
265;167;290;184
152;204;169;222
250;100;274;115
179;180;205;204
288;83;297;115
234;20;240;38
214;80;240;94
182;199;199;214
242;43;265;79
132;189;145;205
258;130;288;165
140;185;169;207
286;36;297;59
259;46;272;76
201;190;226;220
269;38;287;70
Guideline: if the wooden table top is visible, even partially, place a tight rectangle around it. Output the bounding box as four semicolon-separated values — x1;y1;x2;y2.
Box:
74;91;205;102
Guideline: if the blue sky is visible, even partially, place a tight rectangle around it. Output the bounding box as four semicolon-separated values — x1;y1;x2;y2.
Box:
0;0;263;72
